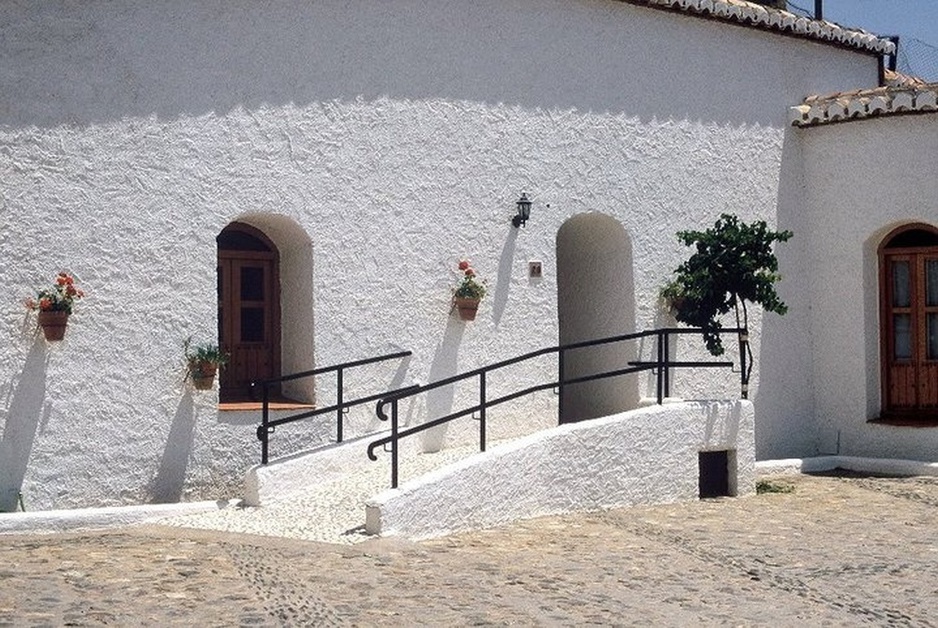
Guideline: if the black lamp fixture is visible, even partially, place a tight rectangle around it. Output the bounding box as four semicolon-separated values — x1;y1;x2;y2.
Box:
512;192;532;228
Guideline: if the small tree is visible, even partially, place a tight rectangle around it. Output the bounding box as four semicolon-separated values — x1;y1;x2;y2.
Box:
664;214;792;360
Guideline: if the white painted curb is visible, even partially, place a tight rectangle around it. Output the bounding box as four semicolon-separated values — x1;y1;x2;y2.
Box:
756;456;938;477
0;500;237;535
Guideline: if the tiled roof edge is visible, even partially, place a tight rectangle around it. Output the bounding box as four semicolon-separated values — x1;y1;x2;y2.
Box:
790;85;938;127
630;0;896;56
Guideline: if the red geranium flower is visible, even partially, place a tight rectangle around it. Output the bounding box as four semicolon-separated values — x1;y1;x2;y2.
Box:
25;272;85;315
453;259;486;301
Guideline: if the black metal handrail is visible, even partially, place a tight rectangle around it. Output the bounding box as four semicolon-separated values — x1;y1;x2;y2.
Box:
367;327;747;488
253;350;411;464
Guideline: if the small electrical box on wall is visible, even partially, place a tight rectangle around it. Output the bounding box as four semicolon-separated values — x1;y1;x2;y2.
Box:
528;261;543;278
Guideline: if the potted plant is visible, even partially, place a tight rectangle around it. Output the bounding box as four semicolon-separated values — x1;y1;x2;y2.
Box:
184;338;229;390
24;272;85;341
452;260;486;321
659;278;686;317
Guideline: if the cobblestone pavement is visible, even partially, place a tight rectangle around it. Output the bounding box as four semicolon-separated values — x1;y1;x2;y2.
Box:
1;472;936;626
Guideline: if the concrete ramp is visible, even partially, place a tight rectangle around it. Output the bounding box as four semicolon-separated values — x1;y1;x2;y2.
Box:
243;433;387;507
366;400;755;540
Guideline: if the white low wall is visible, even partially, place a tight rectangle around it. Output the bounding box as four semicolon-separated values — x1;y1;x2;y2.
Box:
365;400;755;540
0;500;231;535
756;456;938;477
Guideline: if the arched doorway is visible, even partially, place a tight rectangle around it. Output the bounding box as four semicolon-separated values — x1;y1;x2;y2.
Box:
217;222;281;402
556;212;639;423
879;223;938;418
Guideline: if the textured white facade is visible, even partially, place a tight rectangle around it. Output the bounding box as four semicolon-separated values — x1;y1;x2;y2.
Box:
0;0;922;512
800;115;938;460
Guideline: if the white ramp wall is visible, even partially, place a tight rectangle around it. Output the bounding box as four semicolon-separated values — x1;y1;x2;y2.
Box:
366;400;755;540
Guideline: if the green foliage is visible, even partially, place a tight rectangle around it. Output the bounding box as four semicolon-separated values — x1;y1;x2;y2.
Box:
666;214;792;355
184;337;229;367
756;479;795;494
659;279;686;311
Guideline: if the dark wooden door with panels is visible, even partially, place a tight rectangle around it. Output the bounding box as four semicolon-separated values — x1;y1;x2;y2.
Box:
217;223;281;402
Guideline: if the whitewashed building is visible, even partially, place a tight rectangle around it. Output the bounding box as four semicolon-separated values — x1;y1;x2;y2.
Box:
1;0;937;511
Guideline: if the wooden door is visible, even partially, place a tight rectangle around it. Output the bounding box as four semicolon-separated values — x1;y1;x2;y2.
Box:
881;249;938;416
217;224;280;402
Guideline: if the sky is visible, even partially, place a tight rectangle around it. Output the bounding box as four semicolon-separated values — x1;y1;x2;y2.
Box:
795;0;938;80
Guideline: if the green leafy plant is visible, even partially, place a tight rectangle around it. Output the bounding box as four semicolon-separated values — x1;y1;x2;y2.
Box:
659;278;686;314
453;260;486;300
665;214;792;356
24;272;85;314
756;479;795;494
184;337;228;378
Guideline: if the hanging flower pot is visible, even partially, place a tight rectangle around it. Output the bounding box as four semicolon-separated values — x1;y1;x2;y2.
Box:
184;338;228;391
189;361;218;390
452;260;486;322
454;297;481;321
25;272;85;342
37;311;69;341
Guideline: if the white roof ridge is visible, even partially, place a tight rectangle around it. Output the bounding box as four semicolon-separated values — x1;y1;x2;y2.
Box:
631;0;896;56
790;83;938;127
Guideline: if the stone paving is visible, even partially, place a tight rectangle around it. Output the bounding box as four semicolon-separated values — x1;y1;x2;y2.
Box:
0;472;937;626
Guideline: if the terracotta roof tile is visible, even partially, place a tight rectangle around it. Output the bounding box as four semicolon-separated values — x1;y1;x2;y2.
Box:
884;69;930;89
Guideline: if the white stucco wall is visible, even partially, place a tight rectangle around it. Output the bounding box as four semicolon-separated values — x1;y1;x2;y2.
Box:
0;0;881;509
800;114;938;460
366;400;755;540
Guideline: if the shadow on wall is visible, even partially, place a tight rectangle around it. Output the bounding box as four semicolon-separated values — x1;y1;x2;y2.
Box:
491;227;519;327
862;224;903;424
0;0;815;130
421;316;466;453
0;338;50;512
343;349;414;439
236;213;316;403
754;127;818;459
645;304;678;398
703;400;741;446
147;391;196;503
557;212;638;423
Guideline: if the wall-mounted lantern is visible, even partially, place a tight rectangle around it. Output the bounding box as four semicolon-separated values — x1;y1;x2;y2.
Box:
512;192;532;228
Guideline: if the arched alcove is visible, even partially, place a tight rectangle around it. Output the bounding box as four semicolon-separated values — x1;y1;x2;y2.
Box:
556;212;639;423
219;214;315;403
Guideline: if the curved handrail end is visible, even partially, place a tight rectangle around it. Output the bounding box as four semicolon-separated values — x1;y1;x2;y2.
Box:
375;399;389;422
367;440;385;461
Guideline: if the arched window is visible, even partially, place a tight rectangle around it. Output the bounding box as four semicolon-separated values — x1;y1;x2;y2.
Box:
879;224;938;419
217;222;281;402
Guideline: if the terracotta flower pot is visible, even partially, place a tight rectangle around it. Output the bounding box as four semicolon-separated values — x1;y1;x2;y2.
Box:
189;361;218;390
37;310;69;341
454;297;480;321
